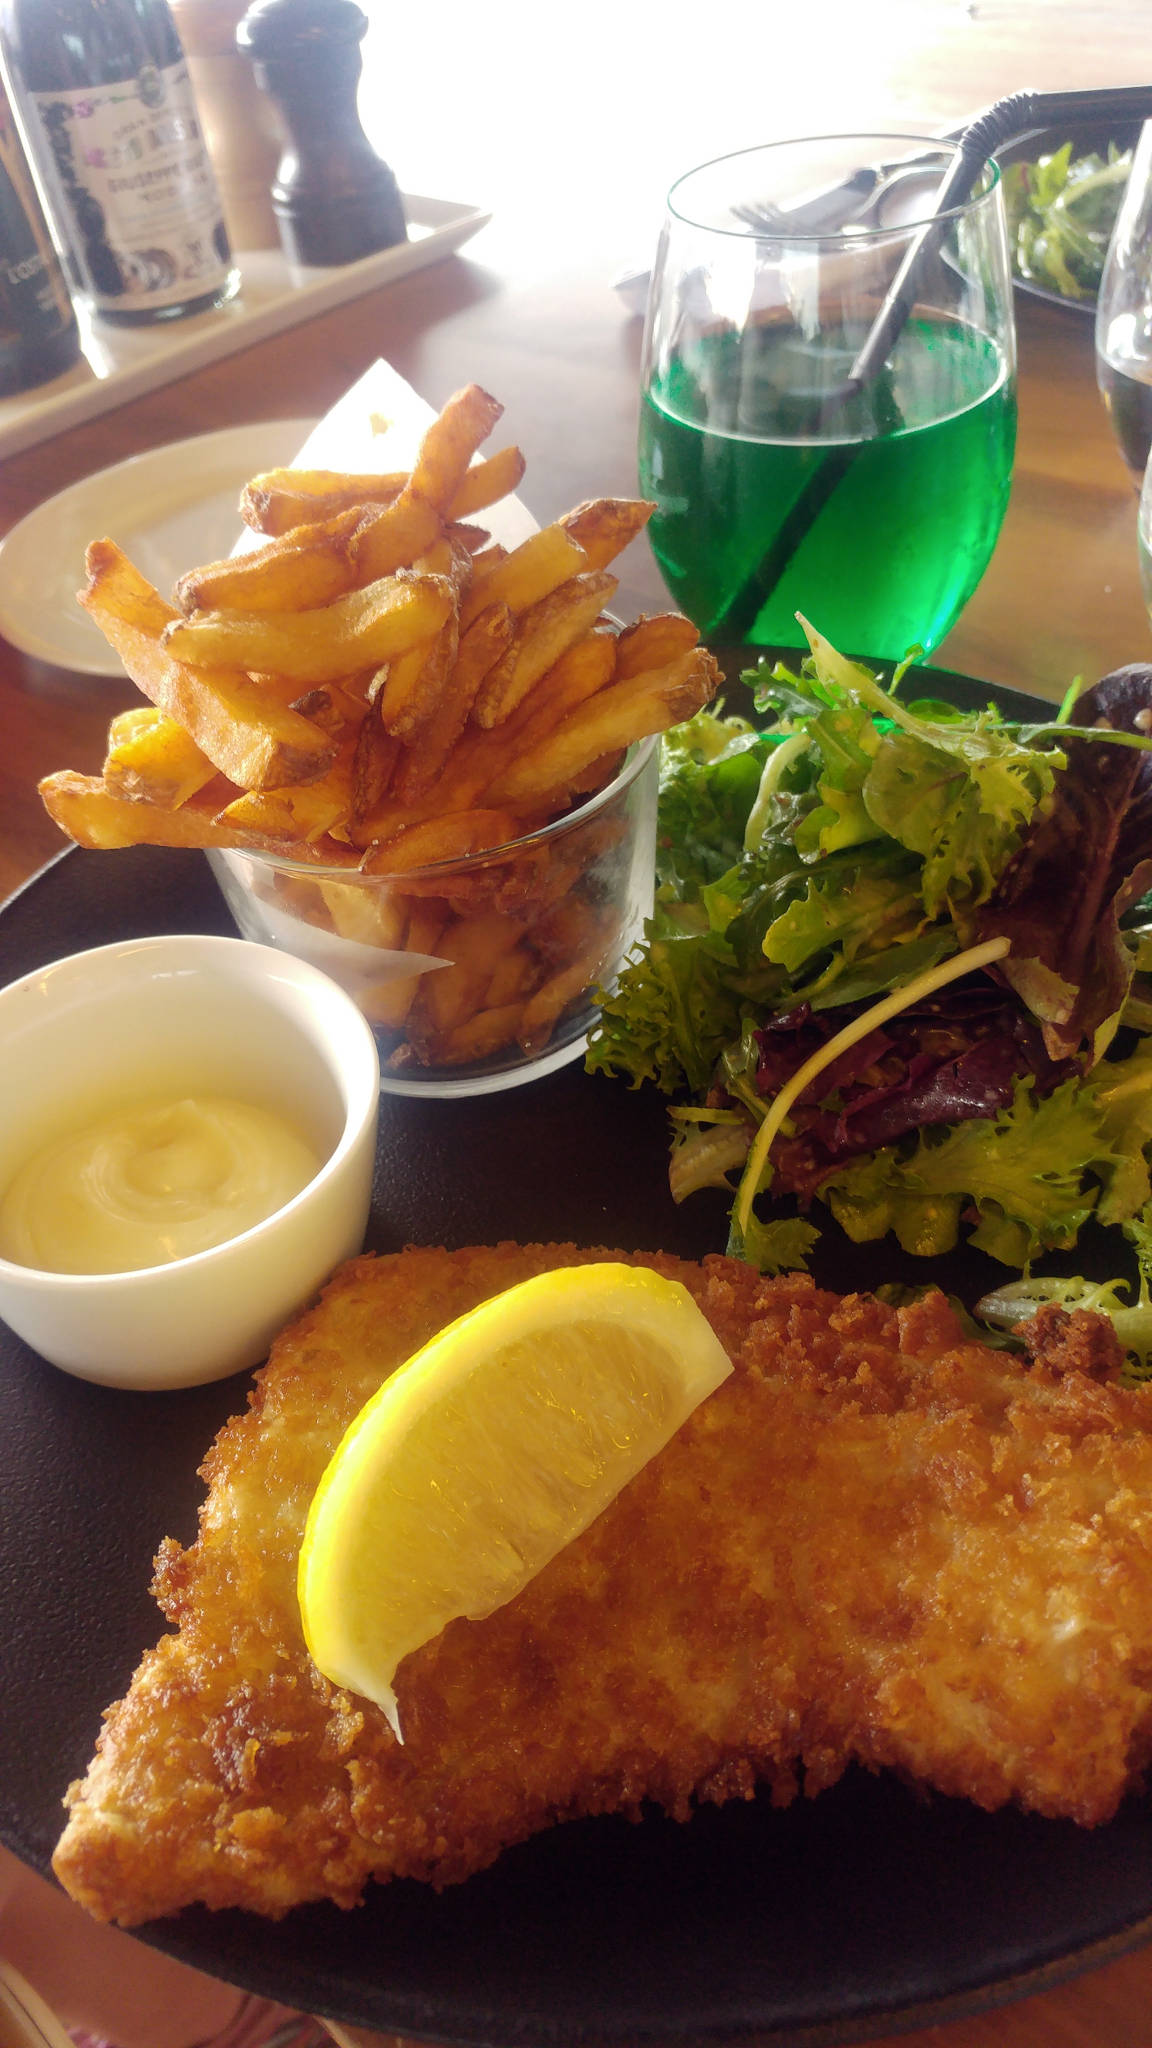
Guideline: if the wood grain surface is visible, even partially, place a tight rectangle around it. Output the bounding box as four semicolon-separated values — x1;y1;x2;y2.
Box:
4;4;1152;2040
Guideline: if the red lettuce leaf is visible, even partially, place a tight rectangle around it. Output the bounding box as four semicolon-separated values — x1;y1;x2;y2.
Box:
752;985;1073;1199
971;664;1152;1060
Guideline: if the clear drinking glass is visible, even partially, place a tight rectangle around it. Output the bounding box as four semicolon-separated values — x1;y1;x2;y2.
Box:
639;134;1018;658
1097;119;1152;486
1137;441;1152;610
209;737;660;1099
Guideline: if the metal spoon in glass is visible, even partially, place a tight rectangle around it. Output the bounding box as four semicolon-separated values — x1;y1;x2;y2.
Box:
731;151;943;238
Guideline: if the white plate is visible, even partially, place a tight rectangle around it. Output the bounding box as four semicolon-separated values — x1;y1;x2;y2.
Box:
0;417;317;676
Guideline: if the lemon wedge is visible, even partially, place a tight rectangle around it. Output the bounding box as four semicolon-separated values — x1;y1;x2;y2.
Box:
298;1261;733;1736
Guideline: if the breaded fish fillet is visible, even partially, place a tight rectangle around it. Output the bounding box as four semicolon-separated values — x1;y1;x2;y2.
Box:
53;1244;1152;1926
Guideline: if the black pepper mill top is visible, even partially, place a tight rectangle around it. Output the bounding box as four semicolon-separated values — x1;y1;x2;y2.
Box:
236;0;406;266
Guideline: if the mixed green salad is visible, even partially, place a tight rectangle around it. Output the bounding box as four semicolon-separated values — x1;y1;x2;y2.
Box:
587;623;1152;1344
1002;140;1132;302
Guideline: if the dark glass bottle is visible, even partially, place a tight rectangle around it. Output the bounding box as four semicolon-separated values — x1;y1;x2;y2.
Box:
0;0;239;322
237;0;405;268
0;74;79;390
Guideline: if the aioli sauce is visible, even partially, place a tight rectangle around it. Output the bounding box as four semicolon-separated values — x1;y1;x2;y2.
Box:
0;1094;323;1274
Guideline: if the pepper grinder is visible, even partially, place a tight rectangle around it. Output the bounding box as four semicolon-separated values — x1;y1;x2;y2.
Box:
236;0;406;267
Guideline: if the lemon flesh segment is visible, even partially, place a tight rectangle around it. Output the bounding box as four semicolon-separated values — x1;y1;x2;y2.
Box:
298;1262;733;1735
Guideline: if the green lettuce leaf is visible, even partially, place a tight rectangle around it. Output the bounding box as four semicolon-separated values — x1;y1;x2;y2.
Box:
821;1075;1107;1264
1082;1038;1152;1223
727;1210;820;1275
587;920;740;1095
655;709;772;892
763;861;931;981
798;621;1062;916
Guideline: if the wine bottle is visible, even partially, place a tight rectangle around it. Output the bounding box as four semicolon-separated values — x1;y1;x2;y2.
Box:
0;74;79;391
0;0;239;323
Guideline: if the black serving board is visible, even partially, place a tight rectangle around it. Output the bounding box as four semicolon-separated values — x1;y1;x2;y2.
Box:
2;657;1150;2046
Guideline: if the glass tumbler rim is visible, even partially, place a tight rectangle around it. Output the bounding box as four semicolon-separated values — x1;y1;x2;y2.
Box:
664;132;1003;244
225;732;661;885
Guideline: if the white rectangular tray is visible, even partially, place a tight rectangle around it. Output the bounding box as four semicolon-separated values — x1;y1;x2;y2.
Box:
0;193;490;464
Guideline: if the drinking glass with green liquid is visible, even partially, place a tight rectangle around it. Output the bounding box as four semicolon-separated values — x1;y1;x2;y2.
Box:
639;135;1018;659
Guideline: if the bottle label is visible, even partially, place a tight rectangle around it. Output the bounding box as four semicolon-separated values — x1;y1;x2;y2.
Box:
27;59;231;313
0;89;74;342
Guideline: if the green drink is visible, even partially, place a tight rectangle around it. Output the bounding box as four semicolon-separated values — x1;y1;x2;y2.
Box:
641;135;1018;659
639;318;1016;656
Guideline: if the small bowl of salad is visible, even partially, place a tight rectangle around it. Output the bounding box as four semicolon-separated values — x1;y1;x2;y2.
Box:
998;120;1139;311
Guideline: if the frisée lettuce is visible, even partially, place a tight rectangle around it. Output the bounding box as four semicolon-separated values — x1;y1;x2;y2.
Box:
587;622;1152;1273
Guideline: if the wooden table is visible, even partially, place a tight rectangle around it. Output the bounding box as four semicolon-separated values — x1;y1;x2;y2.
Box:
3;3;1152;2042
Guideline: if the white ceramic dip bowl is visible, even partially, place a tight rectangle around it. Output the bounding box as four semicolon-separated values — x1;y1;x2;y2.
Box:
0;934;379;1388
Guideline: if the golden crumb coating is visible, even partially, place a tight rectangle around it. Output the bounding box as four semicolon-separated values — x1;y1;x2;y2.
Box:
53;1243;1152;1926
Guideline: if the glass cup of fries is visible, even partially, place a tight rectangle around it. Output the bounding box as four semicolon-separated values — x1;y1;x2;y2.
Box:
208;734;660;1096
38;381;722;1094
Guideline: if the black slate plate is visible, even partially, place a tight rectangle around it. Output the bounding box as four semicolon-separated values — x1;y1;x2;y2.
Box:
2;657;1150;2045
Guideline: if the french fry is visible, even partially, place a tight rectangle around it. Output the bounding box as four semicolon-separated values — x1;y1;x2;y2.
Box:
240;467;405;535
432;532;476;591
345;795;441;850
173;508;363;615
467;542;508;578
214;759;355;843
391;724;512;821
417;953;490;1036
472;571;617;727
408;384;503;509
407;658;589;814
613;611;702;679
258;871;332;922
289;679;371;734
466;830;601;921
507;629;617;743
404;900;449;957
102;706;217;809
392;601;514;803
482;649;722;807
459;523;587;630
485;945;536;1008
445;444;526;520
560;497;655;570
160;569;454;684
376;613;458;738
361;972;425;1033
80;542;337;791
412;1002;527;1068
38;772;246;852
410;536;458;582
350;713;399;821
359;808;520;875
361;902;452;1029
567;748;626;799
530;894;606;969
440;908;525;975
517;914;618;1053
394;628;615;822
444;522;492;555
316;880;406;950
349;487;443;585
